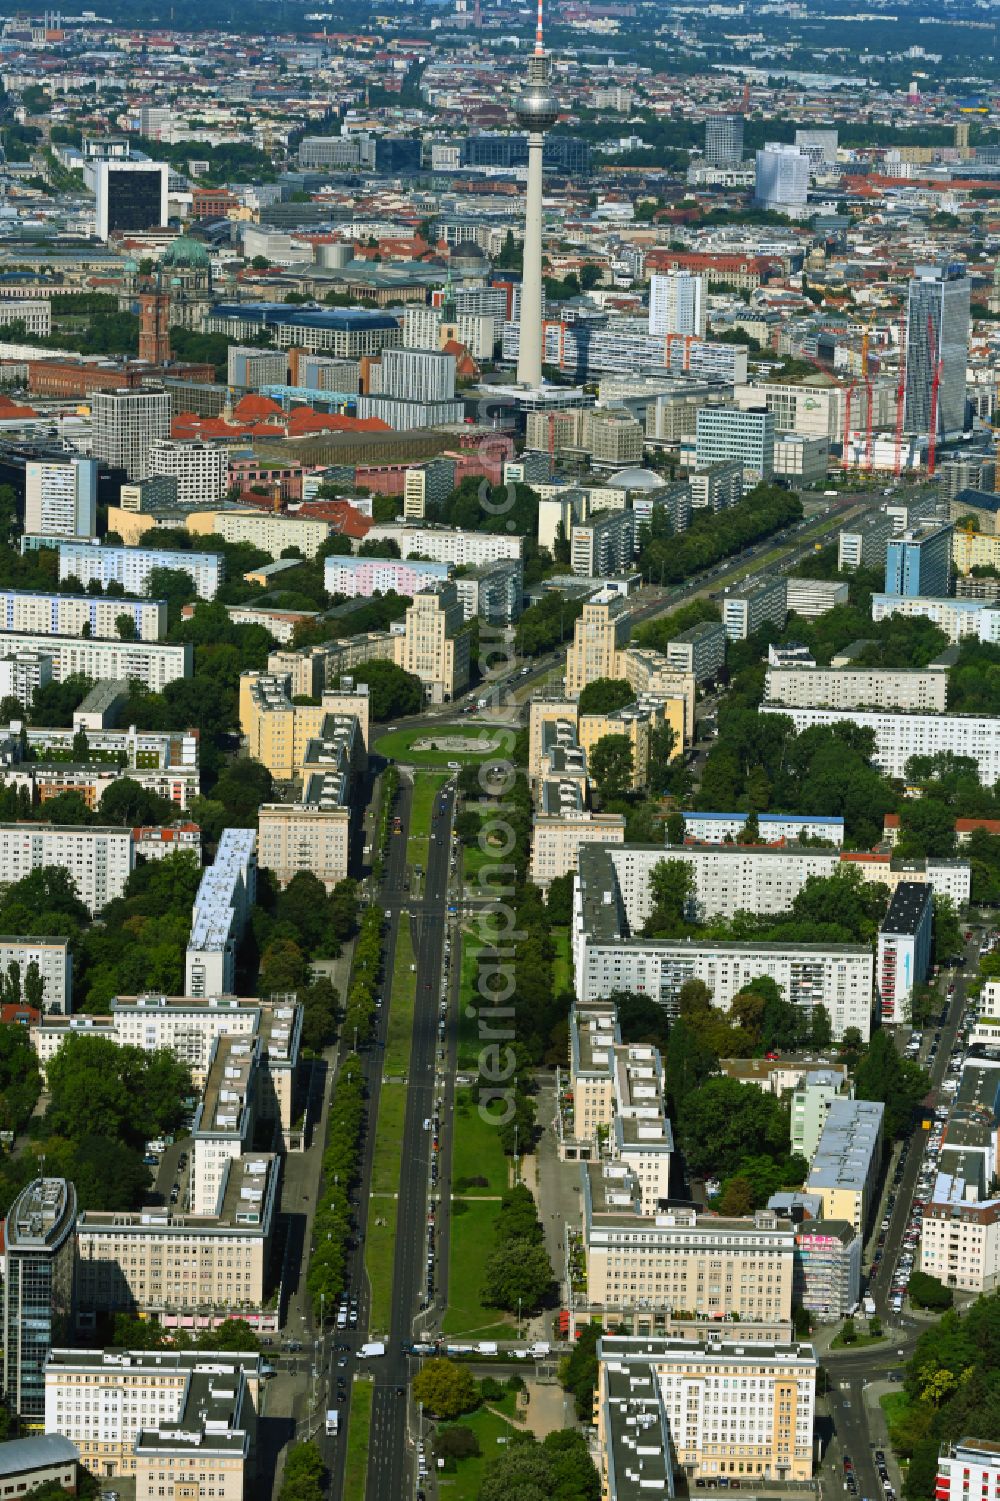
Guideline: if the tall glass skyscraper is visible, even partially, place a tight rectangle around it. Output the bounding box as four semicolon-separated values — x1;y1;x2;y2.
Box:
2;1178;77;1427
904;263;970;442
705;114;744;167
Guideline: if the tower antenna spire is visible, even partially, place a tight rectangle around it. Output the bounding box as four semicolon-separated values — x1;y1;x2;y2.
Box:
535;0;544;53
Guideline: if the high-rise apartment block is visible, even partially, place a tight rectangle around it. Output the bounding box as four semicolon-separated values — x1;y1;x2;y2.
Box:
0;824;133;913
877;881;933;1024
3;1179;77;1426
723;575;787;640
884;522;953;597
570;509;635;577
91;389;171;482
24;458;97;538
705;113;744;167
648;271;708;338
904;263;970;442
0;587;166;642
185;829;257;997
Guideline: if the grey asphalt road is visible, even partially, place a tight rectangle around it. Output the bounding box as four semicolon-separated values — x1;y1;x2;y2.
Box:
363;777;455;1501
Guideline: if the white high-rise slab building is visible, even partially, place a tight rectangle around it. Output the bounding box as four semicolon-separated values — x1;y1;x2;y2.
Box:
648;271;707;338
24;458;97;539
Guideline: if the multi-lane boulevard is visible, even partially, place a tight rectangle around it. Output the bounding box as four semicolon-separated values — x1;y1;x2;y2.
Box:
309;479;905;1497
822;930;982;1501
364;776;455;1499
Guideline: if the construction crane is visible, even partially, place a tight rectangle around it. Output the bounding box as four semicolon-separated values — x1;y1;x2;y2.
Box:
927;312;944;476
893;311;907;478
858;318;875;470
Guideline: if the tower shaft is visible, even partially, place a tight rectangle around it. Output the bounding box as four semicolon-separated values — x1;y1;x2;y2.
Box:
517;131;545;388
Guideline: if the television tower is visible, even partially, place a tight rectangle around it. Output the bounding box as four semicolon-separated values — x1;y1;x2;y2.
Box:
514;0;559;388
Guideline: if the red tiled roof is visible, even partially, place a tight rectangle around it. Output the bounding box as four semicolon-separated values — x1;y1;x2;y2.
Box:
296;500;373;538
234;393;285;420
955;818;1000;835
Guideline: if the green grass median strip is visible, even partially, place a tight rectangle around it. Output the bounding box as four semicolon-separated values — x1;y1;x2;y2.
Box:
344;1378;374;1496
385;923;416;1077
407;771;450;868
364;1193;399;1333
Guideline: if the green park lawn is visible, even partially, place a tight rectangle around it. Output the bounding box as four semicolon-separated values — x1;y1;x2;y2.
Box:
457;931;483;1069
442;1197;514;1340
375;724;505;766
437;1392;525;1499
552;926;572;994
451;1087;510;1196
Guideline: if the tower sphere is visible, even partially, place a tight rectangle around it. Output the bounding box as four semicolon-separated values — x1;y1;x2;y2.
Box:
514;85;559;131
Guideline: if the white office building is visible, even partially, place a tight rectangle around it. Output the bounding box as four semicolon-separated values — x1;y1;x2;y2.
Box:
695;406;775;484
24;458;97;539
58;542;223;602
92;160;169;241
147;440;229;507
0;824;133;913
91;389;171;482
370;346;456;402
648;272;707;339
760;702;1000;786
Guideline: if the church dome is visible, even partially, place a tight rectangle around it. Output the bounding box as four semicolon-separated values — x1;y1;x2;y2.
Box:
161;235;211;270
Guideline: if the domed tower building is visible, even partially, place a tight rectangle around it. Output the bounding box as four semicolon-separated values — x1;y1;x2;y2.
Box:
159;234;213;331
